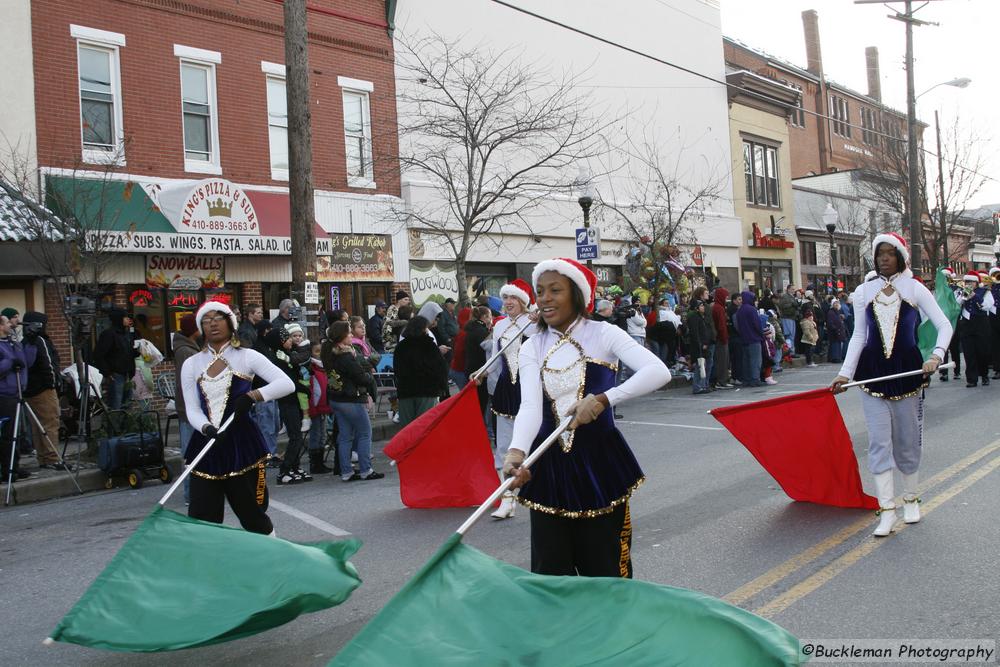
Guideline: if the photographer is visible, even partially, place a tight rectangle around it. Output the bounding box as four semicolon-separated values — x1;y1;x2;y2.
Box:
91;308;139;410
0;314;29;481
21;312;67;470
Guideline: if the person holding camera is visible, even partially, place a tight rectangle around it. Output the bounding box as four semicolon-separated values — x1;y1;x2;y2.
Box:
21;312;67;470
0;314;29;481
92;307;139;410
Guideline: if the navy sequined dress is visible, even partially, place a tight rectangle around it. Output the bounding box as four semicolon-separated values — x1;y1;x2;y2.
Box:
184;374;270;479
854;299;925;400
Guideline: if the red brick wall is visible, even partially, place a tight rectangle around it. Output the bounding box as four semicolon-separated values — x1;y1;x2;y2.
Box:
32;0;400;197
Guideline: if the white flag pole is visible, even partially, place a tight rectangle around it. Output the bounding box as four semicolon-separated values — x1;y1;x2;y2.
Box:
841;362;954;389
158;413;236;506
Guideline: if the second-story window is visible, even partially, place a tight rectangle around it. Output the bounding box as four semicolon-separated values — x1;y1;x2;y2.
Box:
830;95;851;138
743;139;780;208
72;25;126;165
338;76;375;188
267;76;288;178
861;108;879;146
175;45;221;174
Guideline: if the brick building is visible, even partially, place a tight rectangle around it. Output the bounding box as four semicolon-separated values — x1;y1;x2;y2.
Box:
1;0;407;370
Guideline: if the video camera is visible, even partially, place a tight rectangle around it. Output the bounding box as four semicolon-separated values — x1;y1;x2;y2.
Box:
64;294;97;318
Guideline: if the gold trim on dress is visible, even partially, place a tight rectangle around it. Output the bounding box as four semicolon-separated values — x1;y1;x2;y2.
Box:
860;381;927;400
192;455;270;480
515;477;645;518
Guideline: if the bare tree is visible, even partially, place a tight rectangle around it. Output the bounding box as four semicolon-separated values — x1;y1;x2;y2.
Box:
388;34;615;305
594;129;728;293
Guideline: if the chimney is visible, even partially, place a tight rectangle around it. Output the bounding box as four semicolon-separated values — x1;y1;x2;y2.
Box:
865;46;881;102
802;10;823;76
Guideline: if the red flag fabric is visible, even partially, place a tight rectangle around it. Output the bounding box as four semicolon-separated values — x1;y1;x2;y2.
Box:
710;389;878;509
383;383;499;508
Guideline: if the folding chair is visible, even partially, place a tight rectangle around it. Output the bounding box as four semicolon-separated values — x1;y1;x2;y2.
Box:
154;371;178;448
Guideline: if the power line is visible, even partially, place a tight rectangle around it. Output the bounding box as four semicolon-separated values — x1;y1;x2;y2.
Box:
488;0;1000;187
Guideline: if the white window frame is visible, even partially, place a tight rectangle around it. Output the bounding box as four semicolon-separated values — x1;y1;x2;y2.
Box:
338;76;375;189
175;45;222;175
72;25;126;166
262;62;288;181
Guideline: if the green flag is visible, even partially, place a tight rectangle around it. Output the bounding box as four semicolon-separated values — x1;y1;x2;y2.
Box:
918;267;960;360
330;533;801;666
50;506;362;652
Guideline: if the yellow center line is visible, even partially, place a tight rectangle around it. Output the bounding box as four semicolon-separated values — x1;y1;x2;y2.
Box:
723;439;1000;606
752;453;1000;618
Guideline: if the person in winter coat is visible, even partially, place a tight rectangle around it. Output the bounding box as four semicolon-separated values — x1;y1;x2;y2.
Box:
92;308;139;409
250;320;281;463
826;299;848;363
382;291;412;352
449;307;473;388
734;291;764;387
20;312;65;469
393;316;449;426
464;306;493;413
0;314;28;481
800;311;819;366
306;341;334;475
686;299;712;394
726;292;744;384
324;320;383;482
711;288;732;388
367;301;387;353
264;326;310;485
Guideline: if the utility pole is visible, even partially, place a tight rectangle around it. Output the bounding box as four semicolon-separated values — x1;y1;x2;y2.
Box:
284;0;316;322
935;110;948;265
857;0;944;277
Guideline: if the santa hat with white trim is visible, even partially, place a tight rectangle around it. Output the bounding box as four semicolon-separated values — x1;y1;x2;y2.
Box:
989;266;1000;278
941;267;956;279
195;299;239;337
499;278;535;307
532;257;598;312
872;232;910;264
963;270;981;284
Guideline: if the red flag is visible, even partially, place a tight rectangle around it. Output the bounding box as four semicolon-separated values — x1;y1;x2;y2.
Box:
383;383;499;508
710;389;878;509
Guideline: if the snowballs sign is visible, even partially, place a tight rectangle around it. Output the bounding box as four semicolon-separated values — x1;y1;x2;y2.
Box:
146;255;225;289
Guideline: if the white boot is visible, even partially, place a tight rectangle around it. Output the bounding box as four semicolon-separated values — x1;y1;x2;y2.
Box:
901;471;921;524
872;470;898;537
491;492;516;520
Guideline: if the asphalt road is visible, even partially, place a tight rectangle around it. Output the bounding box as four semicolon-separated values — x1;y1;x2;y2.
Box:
3;364;998;666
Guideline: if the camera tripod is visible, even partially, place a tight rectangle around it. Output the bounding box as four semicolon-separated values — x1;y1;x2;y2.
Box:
4;371;82;506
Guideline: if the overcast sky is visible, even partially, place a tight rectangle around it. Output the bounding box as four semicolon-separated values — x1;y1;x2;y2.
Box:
718;0;999;207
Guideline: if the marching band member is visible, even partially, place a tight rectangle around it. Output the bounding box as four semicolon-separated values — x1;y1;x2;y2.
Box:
505;258;670;576
956;270;994;388
831;234;952;536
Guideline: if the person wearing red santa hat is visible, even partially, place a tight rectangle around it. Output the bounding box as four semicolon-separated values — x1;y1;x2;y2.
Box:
488;279;539;520
831;233;953;536
503;258;670;576
956;269;995;387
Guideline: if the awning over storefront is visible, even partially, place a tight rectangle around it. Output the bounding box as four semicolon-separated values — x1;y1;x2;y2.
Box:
45;175;328;255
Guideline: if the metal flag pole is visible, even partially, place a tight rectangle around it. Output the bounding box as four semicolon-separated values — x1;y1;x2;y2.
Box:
840;362;954;389
158;413;236;506
456;416;572;536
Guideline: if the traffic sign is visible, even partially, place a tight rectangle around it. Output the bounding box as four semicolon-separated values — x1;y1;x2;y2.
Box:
577;244;599;260
575;227;600;261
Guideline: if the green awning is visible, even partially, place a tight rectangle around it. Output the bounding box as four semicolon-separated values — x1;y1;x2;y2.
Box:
45;175;172;234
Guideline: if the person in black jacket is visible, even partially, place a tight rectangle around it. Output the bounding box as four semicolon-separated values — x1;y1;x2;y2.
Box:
323;320;383;482
264;326;310;485
463;306;493;414
21;312;67;469
393;317;448;426
92;308;138;409
686;300;712;394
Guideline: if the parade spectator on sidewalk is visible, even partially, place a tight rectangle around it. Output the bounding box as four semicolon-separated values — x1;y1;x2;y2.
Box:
382;291;411;352
237;303;262;349
264;326;310;485
777;285;799;355
448;307;472;389
251;320;280;464
324;321;383;482
826;299;847;364
686;299;712;394
92;308;138;410
711;288;732;388
800;311;819;367
464;306;493;415
1;308;21;342
271;298;295;330
734;291;764;387
306;340;333;475
393;316;449;426
438;298;460;348
367;301;387;353
727;292;744;384
20;312;66;469
0;315;28;481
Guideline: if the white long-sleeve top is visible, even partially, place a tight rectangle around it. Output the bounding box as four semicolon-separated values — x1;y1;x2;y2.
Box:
626;311;647;337
838;274;953;380
181;344;295;434
510;318;670;454
489;314;536;375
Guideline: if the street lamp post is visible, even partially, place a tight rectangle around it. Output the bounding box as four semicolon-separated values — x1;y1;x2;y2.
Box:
577;172;594;271
823;203;839;294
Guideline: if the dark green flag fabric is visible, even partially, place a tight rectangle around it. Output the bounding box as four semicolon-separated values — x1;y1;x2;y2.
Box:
50;506;362;652
330;533;801;666
918;267;961;360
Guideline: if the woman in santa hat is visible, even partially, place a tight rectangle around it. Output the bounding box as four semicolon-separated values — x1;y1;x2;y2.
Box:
181;301;295;535
487;279;538;520
956;269;995;387
505;258;670;576
831;233;952;537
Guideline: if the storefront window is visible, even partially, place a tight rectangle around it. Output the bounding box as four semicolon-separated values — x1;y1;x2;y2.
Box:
741;260;792;296
124;285;241;356
129;287;167;354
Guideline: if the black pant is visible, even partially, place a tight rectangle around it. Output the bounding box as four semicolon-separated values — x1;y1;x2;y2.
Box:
991;317;1000;374
188;465;272;534
0;395;20;477
277;398;304;475
530;502;633;578
942;330;962;375
962;333;990;383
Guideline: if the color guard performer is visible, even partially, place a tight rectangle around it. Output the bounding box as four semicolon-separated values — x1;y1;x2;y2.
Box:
831;234;953;536
505;258;670;576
